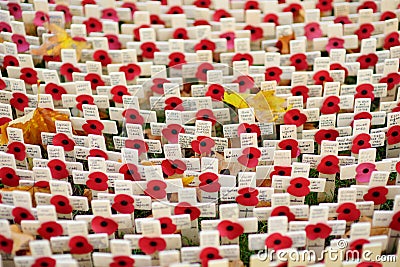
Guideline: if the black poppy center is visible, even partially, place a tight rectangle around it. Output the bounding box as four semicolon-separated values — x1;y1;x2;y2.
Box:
67;68;74;73
285;145;292;150
325;161;333;167
82;100;89;104
206;179;213;184
295;183;302;188
202;45;208;49
46;227;54;233
117;91;124;96
61;139;69;145
171;163;178;169
269;71;275;76
153;186;160;191
5;173;13;179
184;208;192;214
246;128;252;133
247;153;254;159
268;19;274;22
0;241;7;247
327;102;334;107
14;147;21;152
171;129;178;135
202;68;208;74
343;208;351;214
146;47;153;52
133;144;140;149
392;131;399;137
243;193;251;198
226;36;231;41
20;212;28;218
109;38;114;43
95;178;102;183
362;28;368;34
90;124;97;130
357;140;365;146
333;42;339;46
372;191;380;197
120;200;128;206
314;227;321;233
202;115;209;119
365;58;371;63
293;115;299;121
76;241;84;247
177;33;183;38
274;239;282;245
388;78;394;83
161;223;167;229
226;225;234;231
319;76;325;81
295;59;302;64
17;98;24;104
90;23;96;28
55;165;62;171
18;39;23;44
58;201;66;207
310;27;315;32
129;114;136;120
100;221;108;227
278;170;285;176
92;79;99;84
212;89;220;94
325;133;332;138
118;261;127;266
355;244;363;250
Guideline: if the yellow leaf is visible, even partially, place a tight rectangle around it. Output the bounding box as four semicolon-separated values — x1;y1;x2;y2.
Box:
222;91;250;109
182;176;195;187
245;90;289;122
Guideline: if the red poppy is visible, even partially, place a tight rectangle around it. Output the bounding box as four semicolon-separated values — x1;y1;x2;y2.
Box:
352;112;373;127
123;109;144;125
199;247;222;267
213;9;231;21
60;63;80;81
330;63;348;78
121;2;137;19
0;79;6;90
86;171;109;191
290;85;309;103
290;53;308;71
317;155;339;174
232;53;254;65
82;0;96;6
384;32;400;50
165;97;184;111
0;167;20;187
352;133;371;154
55;5;73;23
357;263;382;267
50;195;73;214
52;133;75;152
356;163;377;183
316;0;333;12
313;70;333;85
326;37;345;52
355;23;374;41
357;53;378;69
101;8;118;22
111;85;130;103
12;34;29;53
392;104;400;112
144;180;167;199
112;194;134;214
357;1;377;12
389;210;400;231
3;55;19;69
217;220;244;240
110;256;135;267
387;125;400;145
286;177;310;197
193;0;211;8
104;34;121;50
271;206;296;222
336;202;360;222
37;221;63;240
205;84;225;101
118;163;142;181
196;62;214;81
238;147;261;168
379;72;400;91
44;83;67;101
161;159;186;176
263;13;279;25
193;19;211;26
158;217;177;234
233;75;255;93
283;109;307;127
355;83;374;100
244;25;263;41
76;94;94;111
334;16;352;24
133;25;150;41
265;233;293;251
10;92;29;112
162;124;185;143
194;39;216;52
191;136;215;155
237;123;261;137
278;139;301;158
7;2;22;19
83;17;103;33
321;95;340;114
20;67;38;85
167;6;184;14
0;235;13;254
47;159;69;179
151;78;169;95
236;187;259;206
196;109;217;126
199;172;220;192
12;207;35;224
265;67;282;83
93;50;112;67
141;42;159;59
7;141;26;161
305;223;332;240
168;52;186;69
173;28;189;39
220;32;235;50
69;236;93;254
150;14;165;25
82;120;104;135
0;117;11;128
120;64;141;81
0;22;11;33
174;202;201;221
85;73;105;90
304;22;323;40
125;139;148;156
270;166;292;178
244;0;259;10
363;186;388;205
92;216;118;235
349;238;370;254
380;11;397;21
33;11;49;26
